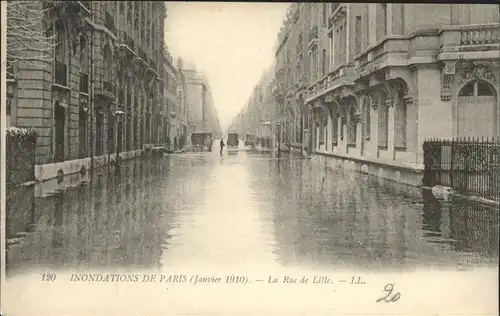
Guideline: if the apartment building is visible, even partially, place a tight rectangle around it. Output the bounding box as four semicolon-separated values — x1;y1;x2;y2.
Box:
230;67;277;145
6;1;168;181
179;64;221;137
273;3;499;185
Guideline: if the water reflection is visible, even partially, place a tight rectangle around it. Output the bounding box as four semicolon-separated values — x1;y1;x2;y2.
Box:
6;152;499;276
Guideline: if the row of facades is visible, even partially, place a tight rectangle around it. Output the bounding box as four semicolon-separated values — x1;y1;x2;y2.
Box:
6;1;221;182
233;3;499;185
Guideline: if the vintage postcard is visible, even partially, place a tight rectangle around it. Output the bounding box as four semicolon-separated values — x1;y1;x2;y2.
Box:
1;2;499;315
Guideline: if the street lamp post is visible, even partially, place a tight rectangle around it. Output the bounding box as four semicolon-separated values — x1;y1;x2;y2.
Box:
114;107;125;171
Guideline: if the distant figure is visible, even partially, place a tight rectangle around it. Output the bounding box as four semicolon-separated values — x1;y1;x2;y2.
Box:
174;136;178;150
220;138;224;155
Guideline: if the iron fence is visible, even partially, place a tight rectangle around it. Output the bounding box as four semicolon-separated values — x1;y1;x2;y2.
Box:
423;137;500;201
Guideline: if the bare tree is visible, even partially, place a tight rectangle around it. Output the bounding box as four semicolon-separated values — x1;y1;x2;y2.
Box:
7;0;90;78
6;0;56;77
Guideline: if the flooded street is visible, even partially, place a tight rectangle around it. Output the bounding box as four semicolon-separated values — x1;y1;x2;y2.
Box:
6;150;499;276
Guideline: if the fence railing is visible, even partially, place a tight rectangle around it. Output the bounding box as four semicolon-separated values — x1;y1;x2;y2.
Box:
423;137;500;201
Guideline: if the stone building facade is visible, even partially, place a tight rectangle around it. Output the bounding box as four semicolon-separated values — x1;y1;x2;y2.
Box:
230;67;277;146
272;3;499;185
180;64;221;137
6;1;168;181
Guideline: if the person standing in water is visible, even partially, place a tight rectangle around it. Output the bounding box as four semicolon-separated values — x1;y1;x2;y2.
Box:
219;138;225;155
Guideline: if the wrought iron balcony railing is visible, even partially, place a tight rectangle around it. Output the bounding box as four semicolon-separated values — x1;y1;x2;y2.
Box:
79;72;89;93
54;61;67;86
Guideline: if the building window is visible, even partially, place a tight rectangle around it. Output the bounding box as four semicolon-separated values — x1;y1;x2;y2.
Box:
340;114;345;141
103;46;112;88
395;99;407;149
377;4;388;41
364;98;371;140
54;23;68;86
127;1;132;25
331;106;338;146
55;24;66;64
80;36;88;73
108;109;115;154
140;6;145;42
79;100;88;158
328;32;334;70
322;49;327;75
355;16;362;55
134;2;139;30
6;97;13;128
378;94;389;148
334;21;347;66
96;110;103;156
79;36;89;93
459;80;495;98
322;3;327;26
348;106;357;146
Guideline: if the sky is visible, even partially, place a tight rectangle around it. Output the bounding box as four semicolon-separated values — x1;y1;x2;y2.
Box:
164;2;289;132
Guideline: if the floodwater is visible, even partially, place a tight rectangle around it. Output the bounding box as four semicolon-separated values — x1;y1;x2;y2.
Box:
5;150;499;276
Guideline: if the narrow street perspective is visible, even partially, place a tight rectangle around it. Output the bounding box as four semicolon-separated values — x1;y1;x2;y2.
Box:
2;1;499;315
5;149;500;274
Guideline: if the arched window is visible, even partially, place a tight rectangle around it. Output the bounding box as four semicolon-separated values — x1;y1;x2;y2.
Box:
457;80;497;138
459;80;496;98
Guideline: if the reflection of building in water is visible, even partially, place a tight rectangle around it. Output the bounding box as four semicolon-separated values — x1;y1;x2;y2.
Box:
267;158;499;270
6;158;175;272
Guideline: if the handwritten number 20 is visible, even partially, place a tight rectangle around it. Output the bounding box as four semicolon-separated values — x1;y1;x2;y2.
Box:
376;283;401;303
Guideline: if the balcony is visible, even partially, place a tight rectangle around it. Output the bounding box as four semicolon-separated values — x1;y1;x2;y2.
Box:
305;64;355;103
439;23;499;60
54;61;67;86
354;35;409;79
79;72;89;93
104;12;116;35
308;25;319;47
